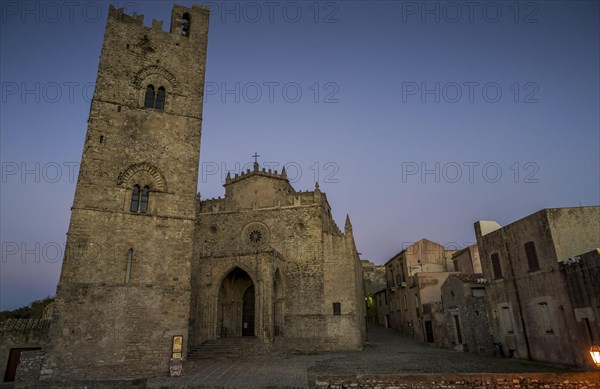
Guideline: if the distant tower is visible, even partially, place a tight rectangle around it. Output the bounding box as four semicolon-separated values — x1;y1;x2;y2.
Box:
43;5;209;379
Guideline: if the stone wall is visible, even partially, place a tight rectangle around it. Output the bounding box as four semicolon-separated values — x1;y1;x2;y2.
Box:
374;290;389;327
561;249;600;347
384;239;454;336
43;4;210;380
190;170;365;352
14;350;44;386
0;319;50;383
451;244;481;273
316;373;600;389
475;206;600;367
362;260;387;296
440;275;494;354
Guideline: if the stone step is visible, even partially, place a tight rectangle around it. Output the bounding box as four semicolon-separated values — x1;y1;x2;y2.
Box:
188;337;281;359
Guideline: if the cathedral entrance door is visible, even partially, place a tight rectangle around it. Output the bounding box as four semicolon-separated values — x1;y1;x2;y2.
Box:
218;267;255;337
242;285;255;336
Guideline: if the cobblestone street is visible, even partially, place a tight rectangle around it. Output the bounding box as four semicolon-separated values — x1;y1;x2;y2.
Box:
147;325;579;388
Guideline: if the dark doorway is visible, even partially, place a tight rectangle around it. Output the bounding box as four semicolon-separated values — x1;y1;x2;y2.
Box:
4;348;41;382
218;267;254;337
242;285;255;336
424;320;434;343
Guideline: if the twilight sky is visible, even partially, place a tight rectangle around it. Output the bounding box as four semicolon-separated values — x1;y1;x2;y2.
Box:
1;0;599;310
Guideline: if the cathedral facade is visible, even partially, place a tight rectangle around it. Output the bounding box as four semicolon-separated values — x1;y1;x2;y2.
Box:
41;5;365;380
191;164;365;352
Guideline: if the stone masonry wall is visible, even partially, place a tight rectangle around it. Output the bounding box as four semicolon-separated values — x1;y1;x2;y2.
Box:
316;373;600;389
14;350;44;386
475;207;600;367
43;4;210;380
0;319;50;383
191;170;364;352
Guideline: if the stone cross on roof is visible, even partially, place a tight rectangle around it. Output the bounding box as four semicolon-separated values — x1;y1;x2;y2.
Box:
252;152;261;172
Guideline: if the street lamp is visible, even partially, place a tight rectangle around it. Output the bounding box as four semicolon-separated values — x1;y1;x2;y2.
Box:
590;345;600;367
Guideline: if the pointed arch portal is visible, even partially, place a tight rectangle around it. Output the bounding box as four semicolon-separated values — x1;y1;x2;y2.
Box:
218;267;255;337
242;285;255;336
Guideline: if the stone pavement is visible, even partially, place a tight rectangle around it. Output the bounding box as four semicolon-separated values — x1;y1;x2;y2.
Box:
147;325;580;388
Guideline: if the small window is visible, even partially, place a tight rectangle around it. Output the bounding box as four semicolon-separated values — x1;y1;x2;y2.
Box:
144;85;155;108
130;185;140;212
180;13;191;36
502;306;513;333
539;302;553;333
155;87;165;111
125;249;133;283
491;253;502;279
525;241;540;271
140;186;150;213
333;302;341;315
471;287;486;297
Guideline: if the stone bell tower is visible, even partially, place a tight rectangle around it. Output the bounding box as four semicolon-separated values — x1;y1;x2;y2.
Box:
43;5;209;379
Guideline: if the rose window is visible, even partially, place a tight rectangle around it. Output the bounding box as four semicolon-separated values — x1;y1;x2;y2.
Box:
242;222;269;248
249;230;262;244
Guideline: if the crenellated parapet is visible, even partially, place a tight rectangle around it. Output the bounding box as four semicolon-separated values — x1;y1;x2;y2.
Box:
107;5;146;26
198;188;324;214
224;162;289;186
107;4;209;36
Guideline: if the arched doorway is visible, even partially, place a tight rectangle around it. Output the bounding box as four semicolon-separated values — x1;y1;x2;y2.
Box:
218;267;255;337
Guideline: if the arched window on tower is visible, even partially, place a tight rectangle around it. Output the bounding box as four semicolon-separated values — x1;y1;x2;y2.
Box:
155;87;165;111
130;185;140;212
144;85;155;108
180;13;191;36
140;186;150;213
